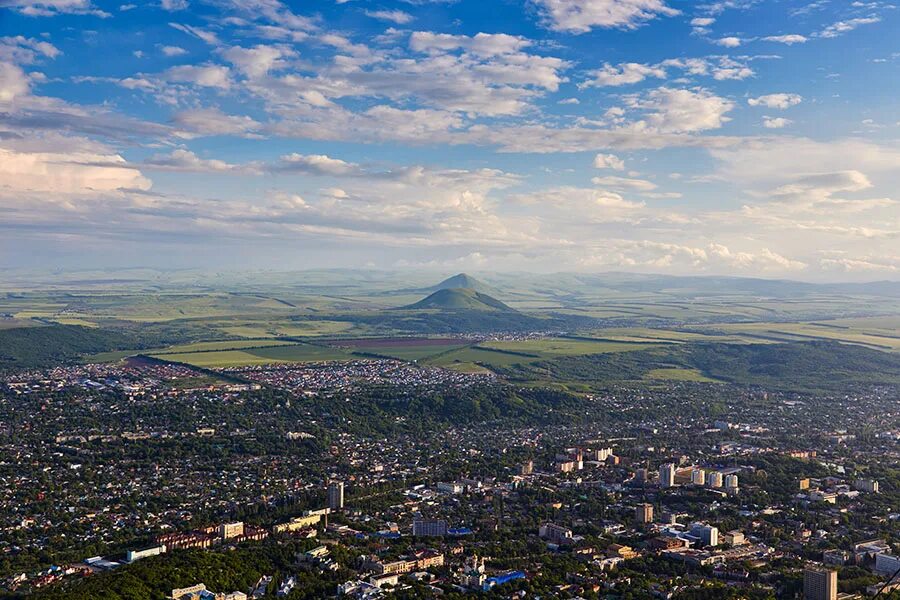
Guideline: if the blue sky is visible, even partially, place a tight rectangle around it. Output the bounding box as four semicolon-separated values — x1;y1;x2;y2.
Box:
0;0;898;279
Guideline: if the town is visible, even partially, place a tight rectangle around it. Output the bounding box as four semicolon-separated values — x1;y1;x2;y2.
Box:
1;355;900;600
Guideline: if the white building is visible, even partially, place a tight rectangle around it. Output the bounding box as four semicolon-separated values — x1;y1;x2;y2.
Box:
126;545;166;563
691;469;706;486
725;474;739;492
689;523;719;547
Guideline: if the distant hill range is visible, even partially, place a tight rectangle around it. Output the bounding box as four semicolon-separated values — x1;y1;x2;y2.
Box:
405;287;515;312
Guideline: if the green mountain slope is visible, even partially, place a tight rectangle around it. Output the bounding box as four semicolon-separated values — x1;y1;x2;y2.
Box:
430;273;492;293
405;288;514;311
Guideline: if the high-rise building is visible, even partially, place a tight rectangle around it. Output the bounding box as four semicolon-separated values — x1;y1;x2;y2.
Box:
691;468;706;486
219;522;244;540
520;460;534;475
803;568;837;600
595;448;613;461
725;474;739;492
660;463;676;488
799;478;811;490
327;481;344;510
854;478;879;493
708;471;724;488
539;523;574;545
689;523;719;547
412;519;448;537
635;503;653;524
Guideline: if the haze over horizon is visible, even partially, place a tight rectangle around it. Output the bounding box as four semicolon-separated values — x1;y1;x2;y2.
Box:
1;0;899;281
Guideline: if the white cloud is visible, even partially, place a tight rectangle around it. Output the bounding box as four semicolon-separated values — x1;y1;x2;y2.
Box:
409;31;531;56
711;138;900;185
220;44;293;78
592;175;657;191
583;62;666;87
365;9;413;24
531;0;680;33
164;64;232;88
762;116;792;129
625;87;735;133
0;36;61;63
690;17;715;26
715;36;742;47
818;16;881;39
161;0;188;10
1;0;109;17
761;34;807;44
772;170;873;199
593;153;625;170
161;45;188;57
748;93;802;109
0;62;31;105
169;22;219;45
0;147;150;194
277;153;360;176
172;107;262;137
143;149;254;173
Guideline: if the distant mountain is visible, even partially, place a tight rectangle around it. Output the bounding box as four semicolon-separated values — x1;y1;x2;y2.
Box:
429;273;493;293
405;288;515;311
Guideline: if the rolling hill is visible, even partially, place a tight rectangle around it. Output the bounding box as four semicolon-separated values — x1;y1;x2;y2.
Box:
405;288;515;311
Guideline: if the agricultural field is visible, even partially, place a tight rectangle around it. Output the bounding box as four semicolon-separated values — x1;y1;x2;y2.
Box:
323;337;470;361
643;368;719;383
479;337;665;357
151;343;354;367
692;321;900;351
151;339;300;354
425;346;534;370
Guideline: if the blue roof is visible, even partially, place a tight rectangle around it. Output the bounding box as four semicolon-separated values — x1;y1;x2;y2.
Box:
483;571;526;590
448;527;473;536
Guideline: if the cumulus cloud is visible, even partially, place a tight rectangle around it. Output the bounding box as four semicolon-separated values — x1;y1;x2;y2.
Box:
143;149;256;173
172;107;262;137
748;93;802;109
276;153;360;176
761;34;807;44
772;170;873;199
593;153;626;170
715;36;742;47
161;45;188;57
220;44;293;78
163;64;232;88
365;9;413;24
625;87;735;133
0;0;109;17
0;62;31;104
531;0;680;33
0;147;151;194
818;16;881;38
583;62;666;87
762;116;791;129
592;175;657;191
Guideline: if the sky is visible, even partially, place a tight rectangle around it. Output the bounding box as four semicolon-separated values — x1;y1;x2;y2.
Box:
0;0;898;280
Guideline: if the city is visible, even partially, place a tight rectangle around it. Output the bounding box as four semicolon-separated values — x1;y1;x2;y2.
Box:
2;0;899;596
1;346;900;598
